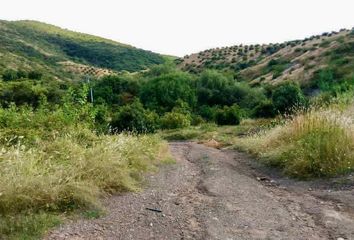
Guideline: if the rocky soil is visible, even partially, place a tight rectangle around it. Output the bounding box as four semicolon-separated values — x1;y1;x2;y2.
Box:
45;142;354;240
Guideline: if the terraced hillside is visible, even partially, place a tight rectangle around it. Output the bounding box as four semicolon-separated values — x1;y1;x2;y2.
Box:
0;20;164;81
178;28;354;87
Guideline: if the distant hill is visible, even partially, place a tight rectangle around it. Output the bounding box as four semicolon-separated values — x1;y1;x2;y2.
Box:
177;28;354;87
0;20;165;80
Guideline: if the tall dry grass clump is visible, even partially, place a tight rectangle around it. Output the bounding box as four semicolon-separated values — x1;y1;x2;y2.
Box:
0;132;168;215
237;107;354;178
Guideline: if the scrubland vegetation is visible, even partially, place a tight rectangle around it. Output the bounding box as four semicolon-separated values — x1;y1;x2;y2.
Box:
0;21;353;238
0;88;169;239
237;93;354;178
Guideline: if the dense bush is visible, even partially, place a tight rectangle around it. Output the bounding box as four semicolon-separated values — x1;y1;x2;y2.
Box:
94;74;140;106
272;82;306;113
1;69;42;81
196;70;263;109
160;111;191;129
111;100;159;133
2;69;19;81
196;70;234;106
198;105;217;121
0;81;46;107
253;100;276;118
28;70;43;80
215;104;242;125
140;71;196;113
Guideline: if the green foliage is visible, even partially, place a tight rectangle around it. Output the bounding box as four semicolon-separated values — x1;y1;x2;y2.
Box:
253;99;276;118
160;111;191;129
2;69;43;81
0;89;168;238
0;80;46;107
272;82;306;113
111;99;159;133
45;35;164;72
0;20;165;81
196;70;234;106
140;71;197;113
215;104;242;125
94;74;140;106
0;212;61;240
28;70;43;80
264;58;290;79
198;105;218;121
196;70;266;110
2;69;18;81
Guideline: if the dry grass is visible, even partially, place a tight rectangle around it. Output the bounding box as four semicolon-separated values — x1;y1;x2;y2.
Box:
0;128;170;239
237;106;354;178
0;133;168;214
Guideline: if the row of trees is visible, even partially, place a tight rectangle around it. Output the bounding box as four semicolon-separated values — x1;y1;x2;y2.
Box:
0;64;308;133
92;64;306;132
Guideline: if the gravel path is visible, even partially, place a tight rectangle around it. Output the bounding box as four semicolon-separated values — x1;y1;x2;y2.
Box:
45;142;354;240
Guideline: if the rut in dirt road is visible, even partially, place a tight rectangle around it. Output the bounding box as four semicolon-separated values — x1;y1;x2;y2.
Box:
46;142;354;240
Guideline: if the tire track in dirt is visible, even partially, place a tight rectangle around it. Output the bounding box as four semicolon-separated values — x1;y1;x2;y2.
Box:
45;142;354;240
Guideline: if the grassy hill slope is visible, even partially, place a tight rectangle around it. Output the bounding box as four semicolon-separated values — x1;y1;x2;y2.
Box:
178;28;354;88
0;20;164;80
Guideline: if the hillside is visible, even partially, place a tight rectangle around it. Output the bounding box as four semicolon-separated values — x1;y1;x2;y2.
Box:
178;28;354;88
0;20;164;80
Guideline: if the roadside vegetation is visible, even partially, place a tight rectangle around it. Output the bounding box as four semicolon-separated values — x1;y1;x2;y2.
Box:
0;87;169;239
0;25;353;239
237;94;354;178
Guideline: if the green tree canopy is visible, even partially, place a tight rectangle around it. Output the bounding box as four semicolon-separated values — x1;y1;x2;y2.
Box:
140;71;197;113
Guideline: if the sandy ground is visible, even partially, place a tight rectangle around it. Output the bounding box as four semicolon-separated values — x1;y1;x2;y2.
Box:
45;142;354;240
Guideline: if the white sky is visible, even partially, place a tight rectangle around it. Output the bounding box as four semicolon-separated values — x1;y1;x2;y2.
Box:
1;0;354;56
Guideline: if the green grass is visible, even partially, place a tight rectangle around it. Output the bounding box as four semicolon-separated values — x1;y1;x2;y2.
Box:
0;212;61;240
159;119;274;145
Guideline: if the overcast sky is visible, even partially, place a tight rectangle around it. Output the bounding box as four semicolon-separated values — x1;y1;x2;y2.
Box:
1;0;354;56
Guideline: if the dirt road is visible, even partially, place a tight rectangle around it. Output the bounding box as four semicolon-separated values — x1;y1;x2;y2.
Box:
46;142;354;240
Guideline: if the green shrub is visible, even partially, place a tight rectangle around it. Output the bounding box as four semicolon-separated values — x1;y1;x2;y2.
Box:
272;82;306;113
160;111;191;129
191;114;205;126
94;74;140;106
215;104;241;125
2;69;18;81
253;100;276;118
140;71;196;113
28;70;43;80
198;105;217;121
111;100;159;133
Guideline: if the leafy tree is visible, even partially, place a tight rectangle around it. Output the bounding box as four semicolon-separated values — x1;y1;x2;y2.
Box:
253;100;276;118
160;111;191;129
94;74;140;106
196;70;232;106
111;99;159;133
272;82;306;113
140;71;196;113
0;81;46;106
215;104;242;125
